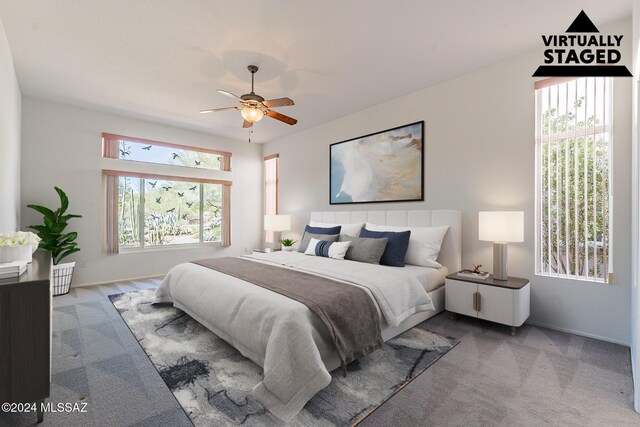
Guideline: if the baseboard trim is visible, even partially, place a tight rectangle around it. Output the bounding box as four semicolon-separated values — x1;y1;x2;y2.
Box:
71;274;165;288
526;320;630;347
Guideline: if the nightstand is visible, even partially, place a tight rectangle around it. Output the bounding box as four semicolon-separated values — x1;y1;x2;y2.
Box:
445;273;530;336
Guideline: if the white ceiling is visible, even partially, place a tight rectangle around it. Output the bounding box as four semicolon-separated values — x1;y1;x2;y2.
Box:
0;0;632;143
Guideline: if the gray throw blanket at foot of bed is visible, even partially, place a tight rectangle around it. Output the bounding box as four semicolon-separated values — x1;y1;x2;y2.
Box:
192;257;384;372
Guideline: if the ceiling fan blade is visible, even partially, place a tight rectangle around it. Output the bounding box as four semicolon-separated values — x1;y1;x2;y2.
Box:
199;106;239;114
265;110;298;126
262;97;295;108
242;120;253;128
217;90;243;101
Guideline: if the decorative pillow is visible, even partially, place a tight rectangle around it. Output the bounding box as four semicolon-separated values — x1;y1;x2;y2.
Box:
365;223;449;268
309;220;365;237
338;235;388;264
359;227;411;267
298;226;341;252
304;238;351;260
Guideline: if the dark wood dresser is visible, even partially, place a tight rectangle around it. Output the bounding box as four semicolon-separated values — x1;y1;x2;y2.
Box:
0;250;51;423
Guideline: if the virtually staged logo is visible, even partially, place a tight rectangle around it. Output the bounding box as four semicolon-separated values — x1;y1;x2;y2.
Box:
532;10;632;77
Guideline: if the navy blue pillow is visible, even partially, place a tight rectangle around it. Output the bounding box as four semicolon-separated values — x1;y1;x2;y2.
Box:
298;225;342;252
359;227;411;267
305;225;341;235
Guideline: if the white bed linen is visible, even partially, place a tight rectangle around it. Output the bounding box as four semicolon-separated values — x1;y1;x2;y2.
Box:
251;252;435;326
155;252;434;421
403;264;448;293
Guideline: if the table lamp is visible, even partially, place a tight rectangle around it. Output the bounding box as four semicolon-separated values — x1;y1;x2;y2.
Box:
264;214;291;251
479;211;524;281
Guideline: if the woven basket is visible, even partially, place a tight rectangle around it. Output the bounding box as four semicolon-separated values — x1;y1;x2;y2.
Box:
51;261;75;296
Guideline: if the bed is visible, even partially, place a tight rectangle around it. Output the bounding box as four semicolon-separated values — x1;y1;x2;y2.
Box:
155;209;461;421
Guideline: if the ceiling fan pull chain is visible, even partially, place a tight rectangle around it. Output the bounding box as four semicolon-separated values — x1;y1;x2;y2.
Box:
248;127;253;143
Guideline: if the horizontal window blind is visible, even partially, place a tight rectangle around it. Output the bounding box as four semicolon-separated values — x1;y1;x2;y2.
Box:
534;77;612;283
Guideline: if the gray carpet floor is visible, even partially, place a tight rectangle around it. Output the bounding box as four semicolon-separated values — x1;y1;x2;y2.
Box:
1;278;638;426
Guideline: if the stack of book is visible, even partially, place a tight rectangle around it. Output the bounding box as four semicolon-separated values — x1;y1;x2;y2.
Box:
457;270;490;280
0;261;28;279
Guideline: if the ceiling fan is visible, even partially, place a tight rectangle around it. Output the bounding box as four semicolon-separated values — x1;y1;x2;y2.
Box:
200;65;297;128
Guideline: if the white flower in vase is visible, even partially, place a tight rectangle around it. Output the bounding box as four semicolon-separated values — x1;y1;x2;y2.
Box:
0;231;41;263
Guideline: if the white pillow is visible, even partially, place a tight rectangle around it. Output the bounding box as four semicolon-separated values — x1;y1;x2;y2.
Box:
364;223;449;268
309;220;364;237
304;238;351;260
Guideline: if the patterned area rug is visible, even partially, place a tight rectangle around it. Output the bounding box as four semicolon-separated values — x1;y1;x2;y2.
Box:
109;289;458;426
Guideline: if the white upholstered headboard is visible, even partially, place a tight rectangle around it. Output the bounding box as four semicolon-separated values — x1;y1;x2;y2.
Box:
310;210;462;273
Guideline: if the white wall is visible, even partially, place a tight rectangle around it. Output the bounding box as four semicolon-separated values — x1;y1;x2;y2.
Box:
20;97;263;284
0;16;21;232
265;20;633;345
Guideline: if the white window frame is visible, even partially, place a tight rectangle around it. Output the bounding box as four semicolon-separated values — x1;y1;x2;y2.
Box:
102;133;232;171
534;77;612;283
115;175;225;250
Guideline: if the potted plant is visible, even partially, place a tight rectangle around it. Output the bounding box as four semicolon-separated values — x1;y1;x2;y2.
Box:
0;231;41;263
27;187;82;296
280;238;297;252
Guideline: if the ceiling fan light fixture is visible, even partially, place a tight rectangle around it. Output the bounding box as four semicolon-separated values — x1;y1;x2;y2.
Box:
241;106;264;123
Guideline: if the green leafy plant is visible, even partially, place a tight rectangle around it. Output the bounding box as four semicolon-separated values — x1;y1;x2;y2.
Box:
27;187;83;265
280;238;297;247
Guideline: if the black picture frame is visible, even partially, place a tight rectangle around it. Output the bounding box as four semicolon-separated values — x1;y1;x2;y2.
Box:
329;121;424;205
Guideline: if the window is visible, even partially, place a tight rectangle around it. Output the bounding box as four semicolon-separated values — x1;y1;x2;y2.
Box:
114;175;223;248
103;134;232;253
103;133;231;171
264;154;279;243
535;77;611;282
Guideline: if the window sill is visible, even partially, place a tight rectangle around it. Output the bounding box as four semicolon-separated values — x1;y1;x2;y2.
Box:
534;272;609;285
118;242;222;254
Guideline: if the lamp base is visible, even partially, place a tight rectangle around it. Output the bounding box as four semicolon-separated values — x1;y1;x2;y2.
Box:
493;242;508;281
269;231;282;251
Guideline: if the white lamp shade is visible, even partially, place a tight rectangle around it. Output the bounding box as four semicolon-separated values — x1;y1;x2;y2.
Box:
479;211;524;243
264;214;291;232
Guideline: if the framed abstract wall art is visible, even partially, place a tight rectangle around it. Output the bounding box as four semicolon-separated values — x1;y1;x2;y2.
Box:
330;121;424;204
